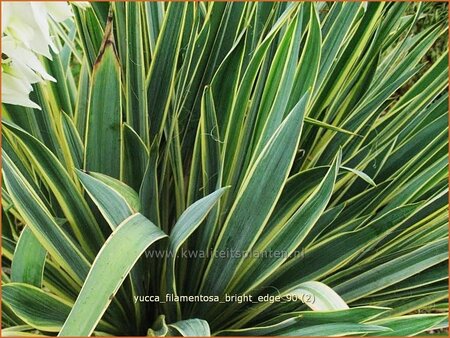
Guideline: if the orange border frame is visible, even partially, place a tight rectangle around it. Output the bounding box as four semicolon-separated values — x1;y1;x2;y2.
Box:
0;1;448;337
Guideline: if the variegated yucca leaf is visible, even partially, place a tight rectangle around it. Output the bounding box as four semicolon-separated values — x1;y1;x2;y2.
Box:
1;1;448;337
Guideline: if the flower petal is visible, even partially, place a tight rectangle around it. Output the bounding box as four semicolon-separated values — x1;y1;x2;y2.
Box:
44;2;73;22
1;72;41;109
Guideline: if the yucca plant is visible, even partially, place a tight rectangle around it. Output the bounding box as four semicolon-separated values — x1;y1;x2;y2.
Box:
1;1;448;336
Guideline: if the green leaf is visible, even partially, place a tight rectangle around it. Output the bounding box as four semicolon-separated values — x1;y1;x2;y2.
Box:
198;93;309;305
287;3;321;110
221;4;299;185
147;315;169;336
164;187;228;320
84;17;122;179
335;238;448;302
169;318;211;337
76;170;133;229
251;9;303;151
305;117;361;137
60;111;84;170
231;152;341;293
285;281;349;311
72;5;104;69
144;2;164;57
1;327;46;337
74;59;90;139
90;171;141;212
59;213;167;336
146;2;187;141
341;166;377;187
2;283;73;333
225;307;390;336
2;152;90;285
124;2;148;143
122;123;149;193
11;227;46;287
280;322;390;336
266;306;389;326
269;203;422;291
367;314;447;336
315;2;361;91
42;51;74;117
2;121;105;259
139;144;160;226
2;283;117;334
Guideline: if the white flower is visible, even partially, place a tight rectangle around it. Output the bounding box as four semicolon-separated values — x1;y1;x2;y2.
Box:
1;69;40;109
2;36;56;82
1;1;73;110
72;2;91;10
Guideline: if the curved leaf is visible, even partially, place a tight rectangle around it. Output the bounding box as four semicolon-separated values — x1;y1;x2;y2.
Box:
169;318;211;337
59;214;167;336
199;93;309;303
11;227;46;287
